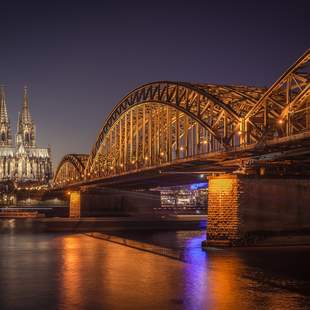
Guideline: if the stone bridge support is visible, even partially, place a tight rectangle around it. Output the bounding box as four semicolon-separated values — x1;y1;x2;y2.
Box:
69;191;81;218
206;174;310;246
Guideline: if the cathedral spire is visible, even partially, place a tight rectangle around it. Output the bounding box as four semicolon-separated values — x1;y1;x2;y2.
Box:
17;111;21;131
16;86;36;147
21;85;32;123
0;85;12;146
0;85;9;124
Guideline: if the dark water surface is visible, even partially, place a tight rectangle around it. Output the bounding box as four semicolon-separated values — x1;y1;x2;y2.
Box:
0;219;310;309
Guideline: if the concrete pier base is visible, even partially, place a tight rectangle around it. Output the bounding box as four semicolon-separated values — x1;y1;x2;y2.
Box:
206;174;310;247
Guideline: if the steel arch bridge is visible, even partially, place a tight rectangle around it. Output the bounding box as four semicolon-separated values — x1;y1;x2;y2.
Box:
53;49;310;188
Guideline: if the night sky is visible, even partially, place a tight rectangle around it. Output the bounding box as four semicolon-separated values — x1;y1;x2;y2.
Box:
0;1;309;168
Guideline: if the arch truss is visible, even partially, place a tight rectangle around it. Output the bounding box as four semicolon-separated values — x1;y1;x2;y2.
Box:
82;80;268;178
53;154;88;186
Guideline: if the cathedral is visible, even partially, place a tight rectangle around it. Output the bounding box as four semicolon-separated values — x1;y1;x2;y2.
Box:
0;86;52;182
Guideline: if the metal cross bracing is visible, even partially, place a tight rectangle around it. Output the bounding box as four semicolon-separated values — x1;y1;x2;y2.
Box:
53;49;310;188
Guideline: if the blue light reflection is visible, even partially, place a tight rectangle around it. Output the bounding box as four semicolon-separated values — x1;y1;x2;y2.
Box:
182;231;209;308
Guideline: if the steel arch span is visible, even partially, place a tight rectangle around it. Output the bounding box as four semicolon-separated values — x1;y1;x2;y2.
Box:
53;154;88;185
53;49;310;188
84;82;266;176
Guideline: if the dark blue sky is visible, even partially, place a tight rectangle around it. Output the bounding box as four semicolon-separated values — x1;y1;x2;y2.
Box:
0;0;309;168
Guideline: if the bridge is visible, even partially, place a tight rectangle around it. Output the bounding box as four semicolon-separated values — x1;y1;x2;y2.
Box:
53;49;310;246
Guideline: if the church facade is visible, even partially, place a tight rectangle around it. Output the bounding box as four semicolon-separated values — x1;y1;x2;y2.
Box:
0;86;52;182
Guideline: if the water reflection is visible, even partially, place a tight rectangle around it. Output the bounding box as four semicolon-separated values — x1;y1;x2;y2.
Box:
0;219;16;231
182;234;209;308
1;221;310;309
60;236;83;308
180;231;310;309
59;234;185;309
182;233;249;308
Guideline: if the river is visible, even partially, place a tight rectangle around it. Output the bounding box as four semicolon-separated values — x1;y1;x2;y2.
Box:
0;219;310;309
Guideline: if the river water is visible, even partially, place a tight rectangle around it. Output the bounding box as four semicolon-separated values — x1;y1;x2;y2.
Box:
0;219;310;309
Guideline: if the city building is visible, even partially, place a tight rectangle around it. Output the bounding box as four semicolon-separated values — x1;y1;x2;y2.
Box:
155;183;208;215
0;86;52;182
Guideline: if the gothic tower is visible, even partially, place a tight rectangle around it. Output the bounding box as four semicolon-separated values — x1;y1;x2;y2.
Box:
0;86;12;147
16;86;36;147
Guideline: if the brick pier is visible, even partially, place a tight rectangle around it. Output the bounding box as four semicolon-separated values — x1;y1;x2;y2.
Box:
206;174;310;246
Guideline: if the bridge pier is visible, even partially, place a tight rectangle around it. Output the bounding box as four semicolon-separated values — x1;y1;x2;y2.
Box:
69;191;81;218
206;174;310;246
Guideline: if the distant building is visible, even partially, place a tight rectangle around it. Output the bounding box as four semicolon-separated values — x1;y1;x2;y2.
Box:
0;86;52;182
